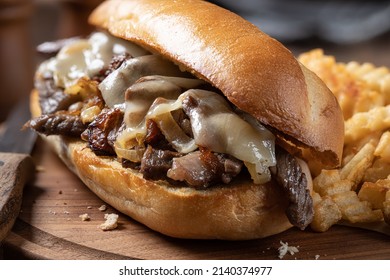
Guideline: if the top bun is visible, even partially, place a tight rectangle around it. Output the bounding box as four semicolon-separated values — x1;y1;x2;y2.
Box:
89;0;344;168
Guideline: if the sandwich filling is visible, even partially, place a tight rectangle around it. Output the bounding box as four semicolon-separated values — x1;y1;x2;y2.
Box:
28;32;313;229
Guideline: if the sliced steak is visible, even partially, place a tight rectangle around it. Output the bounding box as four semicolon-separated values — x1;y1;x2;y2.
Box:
140;145;181;181
83;108;124;156
92;52;133;83
36;76;81;115
26;112;86;137
271;148;314;230
167;148;243;188
144;119;172;151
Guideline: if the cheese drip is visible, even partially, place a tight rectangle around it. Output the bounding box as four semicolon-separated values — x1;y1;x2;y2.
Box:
37;32;149;88
116;77;276;184
99;55;191;108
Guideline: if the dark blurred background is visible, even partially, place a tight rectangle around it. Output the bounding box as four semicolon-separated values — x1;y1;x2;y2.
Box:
1;0;390;122
210;0;390;64
0;0;101;122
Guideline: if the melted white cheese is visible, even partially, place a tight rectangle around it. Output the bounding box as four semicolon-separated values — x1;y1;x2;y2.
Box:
38;33;278;184
38;32;149;88
116;84;276;182
99;55;190;108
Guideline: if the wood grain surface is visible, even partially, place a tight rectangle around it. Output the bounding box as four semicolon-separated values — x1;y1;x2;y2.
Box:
2;138;390;260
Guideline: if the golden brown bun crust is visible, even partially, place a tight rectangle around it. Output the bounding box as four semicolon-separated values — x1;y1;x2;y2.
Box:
30;90;292;240
89;0;344;169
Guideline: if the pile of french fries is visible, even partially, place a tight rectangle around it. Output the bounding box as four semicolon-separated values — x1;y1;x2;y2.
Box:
298;49;390;231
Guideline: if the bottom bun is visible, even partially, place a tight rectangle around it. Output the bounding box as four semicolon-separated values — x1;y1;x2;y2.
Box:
31;92;292;240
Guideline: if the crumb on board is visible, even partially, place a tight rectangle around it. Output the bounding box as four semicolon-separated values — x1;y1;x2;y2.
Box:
98;205;107;212
278;241;299;259
98;213;119;231
87;206;92;209
35;165;46;172
79;213;90;221
315;255;320;260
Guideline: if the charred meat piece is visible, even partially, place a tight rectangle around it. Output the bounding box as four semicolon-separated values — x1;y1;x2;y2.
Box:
36;76;81;115
144;119;172;150
140;145;181;181
83;108;124;156
271;148;314;230
171;109;193;138
26;112;86;137
167;148;243;188
106;53;133;76
92;52;133;83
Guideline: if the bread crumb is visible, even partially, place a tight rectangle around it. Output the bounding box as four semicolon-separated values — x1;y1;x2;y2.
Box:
315;255;320;260
278;241;299;259
79;213;90;221
98;205;107;211
87;206;92;209
63;211;69;215
35;165;46;172
98;213;118;231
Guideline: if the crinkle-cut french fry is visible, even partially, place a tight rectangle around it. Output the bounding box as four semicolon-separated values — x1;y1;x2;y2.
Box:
313;169;341;194
343;131;381;166
347;62;375;77
353;90;385;115
310;192;342;232
313;169;353;197
358;180;390;209
331;191;383;223
339;141;376;189
320;180;353;197
374;131;390;163
346;61;390;105
344;106;390;143
331;191;359;209
344;209;383;223
363;158;390;183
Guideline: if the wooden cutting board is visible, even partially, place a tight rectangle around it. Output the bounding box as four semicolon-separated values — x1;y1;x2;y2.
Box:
3;138;390;260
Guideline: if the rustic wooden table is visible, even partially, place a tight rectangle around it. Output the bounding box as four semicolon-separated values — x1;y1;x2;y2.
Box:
1;1;389;260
